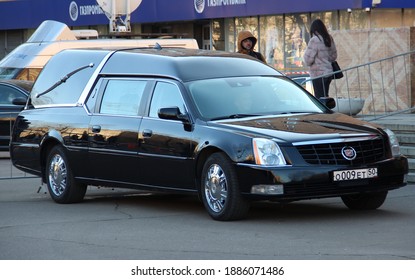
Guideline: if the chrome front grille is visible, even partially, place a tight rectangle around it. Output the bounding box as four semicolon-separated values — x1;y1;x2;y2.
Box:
296;139;386;165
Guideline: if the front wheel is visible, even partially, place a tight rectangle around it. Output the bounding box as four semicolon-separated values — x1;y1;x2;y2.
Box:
45;145;87;204
341;191;388;210
200;152;250;221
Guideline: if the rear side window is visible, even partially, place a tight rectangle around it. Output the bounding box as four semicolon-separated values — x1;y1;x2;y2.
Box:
99;80;146;116
31;50;108;107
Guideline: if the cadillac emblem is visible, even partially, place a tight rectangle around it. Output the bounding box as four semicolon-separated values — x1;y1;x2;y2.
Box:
341;146;357;161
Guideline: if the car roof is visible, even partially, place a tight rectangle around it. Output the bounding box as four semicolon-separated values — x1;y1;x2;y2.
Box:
0;79;34;93
100;48;281;81
47;47;281;82
30;47;283;107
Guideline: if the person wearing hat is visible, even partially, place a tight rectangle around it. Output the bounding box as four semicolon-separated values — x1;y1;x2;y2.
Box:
237;30;266;63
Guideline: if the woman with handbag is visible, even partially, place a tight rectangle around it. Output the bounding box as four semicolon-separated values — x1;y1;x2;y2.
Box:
303;19;338;98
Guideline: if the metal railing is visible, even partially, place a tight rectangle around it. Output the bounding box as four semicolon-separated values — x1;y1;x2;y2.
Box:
0;111;37;180
0;154;36;180
302;50;415;121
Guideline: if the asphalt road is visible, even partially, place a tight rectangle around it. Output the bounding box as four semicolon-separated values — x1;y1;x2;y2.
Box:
0;158;414;260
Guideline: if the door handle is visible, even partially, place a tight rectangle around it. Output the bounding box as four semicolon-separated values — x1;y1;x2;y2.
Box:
142;129;152;138
91;125;101;133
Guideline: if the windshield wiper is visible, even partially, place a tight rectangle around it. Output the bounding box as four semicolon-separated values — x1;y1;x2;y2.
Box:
277;111;320;114
210;114;261;121
35;63;94;98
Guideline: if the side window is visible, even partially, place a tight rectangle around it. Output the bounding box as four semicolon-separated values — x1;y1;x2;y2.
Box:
99;80;146;116
0;85;23;105
149;82;185;118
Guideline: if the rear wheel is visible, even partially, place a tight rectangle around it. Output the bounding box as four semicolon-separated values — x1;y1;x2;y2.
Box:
200;152;250;221
46;145;87;203
341;191;388;210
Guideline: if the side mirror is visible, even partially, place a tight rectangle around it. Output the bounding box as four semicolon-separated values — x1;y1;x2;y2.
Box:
12;97;28;106
319;97;336;109
158;107;189;122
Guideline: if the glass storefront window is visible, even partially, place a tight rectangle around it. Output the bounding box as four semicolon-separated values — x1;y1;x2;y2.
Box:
208;8;413;75
259;16;284;70
212;20;225;51
224;18;235;52
311;12;338;30
284;13;309;71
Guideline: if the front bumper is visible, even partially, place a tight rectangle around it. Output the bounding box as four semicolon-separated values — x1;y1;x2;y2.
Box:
237;156;408;201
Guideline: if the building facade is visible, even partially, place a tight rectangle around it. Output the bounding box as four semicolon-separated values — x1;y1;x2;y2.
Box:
0;0;414;70
1;0;415;113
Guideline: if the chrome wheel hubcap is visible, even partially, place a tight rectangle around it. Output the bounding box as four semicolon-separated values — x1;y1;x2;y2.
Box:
48;154;67;196
204;164;227;213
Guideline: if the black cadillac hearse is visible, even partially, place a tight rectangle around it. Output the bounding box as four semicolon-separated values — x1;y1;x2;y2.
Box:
10;47;408;220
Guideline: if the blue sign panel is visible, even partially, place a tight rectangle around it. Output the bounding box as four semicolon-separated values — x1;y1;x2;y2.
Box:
362;0;415;8
130;0;365;22
0;0;414;30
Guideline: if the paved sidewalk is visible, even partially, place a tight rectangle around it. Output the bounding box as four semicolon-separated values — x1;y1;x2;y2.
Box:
364;113;415;130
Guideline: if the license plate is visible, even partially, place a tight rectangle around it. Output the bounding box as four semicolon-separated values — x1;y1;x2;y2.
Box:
333;168;378;181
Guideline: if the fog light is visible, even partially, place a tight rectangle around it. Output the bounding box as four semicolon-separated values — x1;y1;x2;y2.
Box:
251;185;284;195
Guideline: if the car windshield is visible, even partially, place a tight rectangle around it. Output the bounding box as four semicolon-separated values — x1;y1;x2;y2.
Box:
0;67;21;79
187;76;326;120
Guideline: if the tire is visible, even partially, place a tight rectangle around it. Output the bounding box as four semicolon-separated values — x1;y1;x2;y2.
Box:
341;191;388;210
45;145;87;204
200;152;250;221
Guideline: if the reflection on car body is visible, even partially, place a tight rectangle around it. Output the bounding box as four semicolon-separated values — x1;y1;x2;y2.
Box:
10;48;408;220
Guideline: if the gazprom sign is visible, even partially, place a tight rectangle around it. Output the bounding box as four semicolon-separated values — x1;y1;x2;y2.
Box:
79;3;105;16
207;0;247;7
69;1;105;22
0;0;414;29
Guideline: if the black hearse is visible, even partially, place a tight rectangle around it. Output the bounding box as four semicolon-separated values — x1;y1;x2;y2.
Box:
10;47;408;220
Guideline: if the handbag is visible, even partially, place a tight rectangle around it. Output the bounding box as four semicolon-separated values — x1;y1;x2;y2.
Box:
332;61;344;79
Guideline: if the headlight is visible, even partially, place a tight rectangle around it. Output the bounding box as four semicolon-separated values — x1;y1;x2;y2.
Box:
385;128;401;157
252;138;287;166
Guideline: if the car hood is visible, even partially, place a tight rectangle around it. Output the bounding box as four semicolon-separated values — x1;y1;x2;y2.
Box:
209;113;383;143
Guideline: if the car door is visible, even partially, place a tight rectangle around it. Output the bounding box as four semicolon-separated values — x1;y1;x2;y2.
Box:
138;80;195;190
87;78;148;183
